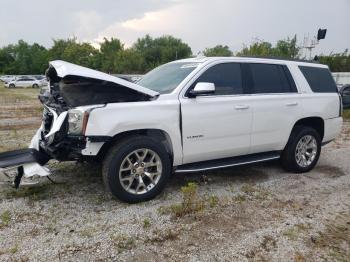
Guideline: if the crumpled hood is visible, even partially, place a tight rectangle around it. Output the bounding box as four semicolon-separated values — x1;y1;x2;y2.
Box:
49;60;159;97
42;61;159;109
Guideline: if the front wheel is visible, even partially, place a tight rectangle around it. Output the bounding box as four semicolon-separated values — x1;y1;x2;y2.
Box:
102;136;172;203
281;126;321;173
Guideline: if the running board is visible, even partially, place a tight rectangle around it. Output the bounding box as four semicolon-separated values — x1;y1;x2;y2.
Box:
175;151;281;173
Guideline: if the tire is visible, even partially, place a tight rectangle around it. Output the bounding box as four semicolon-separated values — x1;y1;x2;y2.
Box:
32;84;39;88
9;84;15;88
281;126;321;173
102;136;172;203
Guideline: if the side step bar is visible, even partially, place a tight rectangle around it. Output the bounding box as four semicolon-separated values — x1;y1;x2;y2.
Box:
175;151;281;173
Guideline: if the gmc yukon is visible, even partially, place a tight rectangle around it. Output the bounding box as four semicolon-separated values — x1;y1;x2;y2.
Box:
0;57;343;203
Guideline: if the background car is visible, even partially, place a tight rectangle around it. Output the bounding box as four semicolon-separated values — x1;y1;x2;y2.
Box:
0;75;15;83
4;76;43;88
340;84;350;109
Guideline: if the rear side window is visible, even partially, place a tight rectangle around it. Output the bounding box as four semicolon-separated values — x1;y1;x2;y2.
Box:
193;63;243;95
249;63;297;94
299;66;337;93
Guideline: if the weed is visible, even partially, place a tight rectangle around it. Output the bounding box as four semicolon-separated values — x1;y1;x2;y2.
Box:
9;245;18;254
233;193;247;203
110;234;136;252
208;194;219;208
0;210;11;228
168;182;204;218
143;218;151;229
146;228;180;243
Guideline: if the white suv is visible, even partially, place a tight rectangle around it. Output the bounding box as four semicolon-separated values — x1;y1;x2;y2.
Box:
0;57;343;203
4;76;43;88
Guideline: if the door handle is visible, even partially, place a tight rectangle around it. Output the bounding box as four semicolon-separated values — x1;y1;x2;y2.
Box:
286;102;298;107
235;105;250;110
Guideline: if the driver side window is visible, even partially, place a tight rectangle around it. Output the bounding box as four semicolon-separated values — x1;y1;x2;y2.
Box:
191;63;243;95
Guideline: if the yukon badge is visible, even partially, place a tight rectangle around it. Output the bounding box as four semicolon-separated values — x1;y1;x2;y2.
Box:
187;135;204;139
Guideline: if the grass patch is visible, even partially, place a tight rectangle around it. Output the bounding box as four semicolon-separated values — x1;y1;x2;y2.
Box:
2;185;51;201
283;223;311;241
311;213;350;261
343;109;350;120
146;228;180;243
160;182;204;218
0;210;11;228
142;218;151;229
110;234;136;252
0;83;39;103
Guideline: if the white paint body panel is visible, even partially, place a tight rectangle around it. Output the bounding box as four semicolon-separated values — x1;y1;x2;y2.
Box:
32;57;343;169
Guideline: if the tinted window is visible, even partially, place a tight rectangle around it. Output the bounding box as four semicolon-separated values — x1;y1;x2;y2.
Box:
250;63;296;94
299;66;337;93
193;63;242;95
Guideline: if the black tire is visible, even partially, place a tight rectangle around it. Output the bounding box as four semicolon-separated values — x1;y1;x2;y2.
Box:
102;136;172;203
9;84;15;88
32;84;39;88
281;126;321;173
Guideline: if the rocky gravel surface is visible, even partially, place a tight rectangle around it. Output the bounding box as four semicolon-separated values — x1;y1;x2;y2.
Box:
0;122;348;261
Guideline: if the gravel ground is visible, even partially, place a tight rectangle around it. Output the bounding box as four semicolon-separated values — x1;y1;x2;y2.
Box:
0;87;349;261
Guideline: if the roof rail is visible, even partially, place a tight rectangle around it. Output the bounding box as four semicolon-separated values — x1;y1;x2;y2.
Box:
235;55;319;64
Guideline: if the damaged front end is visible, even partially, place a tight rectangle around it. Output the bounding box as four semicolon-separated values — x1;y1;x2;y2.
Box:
0;60;159;187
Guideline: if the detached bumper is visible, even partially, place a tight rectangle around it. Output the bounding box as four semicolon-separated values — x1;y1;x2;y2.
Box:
0;149;51;187
0;149;49;169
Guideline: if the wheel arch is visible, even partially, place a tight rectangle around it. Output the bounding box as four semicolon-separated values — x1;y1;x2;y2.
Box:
97;129;175;164
291;117;325;141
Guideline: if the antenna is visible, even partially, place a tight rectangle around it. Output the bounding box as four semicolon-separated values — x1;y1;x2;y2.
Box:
302;29;327;60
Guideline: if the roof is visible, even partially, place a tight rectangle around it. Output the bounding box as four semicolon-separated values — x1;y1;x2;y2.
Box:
174;56;327;68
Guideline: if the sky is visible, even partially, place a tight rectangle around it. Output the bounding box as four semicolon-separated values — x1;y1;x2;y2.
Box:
0;0;349;55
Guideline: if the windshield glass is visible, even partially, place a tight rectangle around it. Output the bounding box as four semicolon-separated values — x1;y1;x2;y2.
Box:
138;62;199;94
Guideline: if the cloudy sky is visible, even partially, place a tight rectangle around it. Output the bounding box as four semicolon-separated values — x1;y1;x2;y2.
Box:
0;0;349;55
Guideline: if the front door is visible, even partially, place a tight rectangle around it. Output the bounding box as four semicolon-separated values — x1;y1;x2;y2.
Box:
180;62;253;164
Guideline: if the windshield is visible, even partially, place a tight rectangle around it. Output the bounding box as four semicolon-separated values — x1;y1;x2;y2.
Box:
138;62;199;94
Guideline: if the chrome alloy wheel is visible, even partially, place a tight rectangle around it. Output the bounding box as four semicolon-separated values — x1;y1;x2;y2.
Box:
295;135;318;168
119;148;162;195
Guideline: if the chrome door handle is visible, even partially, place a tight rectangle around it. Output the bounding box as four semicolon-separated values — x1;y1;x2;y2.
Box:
235;105;250;110
286;102;298;107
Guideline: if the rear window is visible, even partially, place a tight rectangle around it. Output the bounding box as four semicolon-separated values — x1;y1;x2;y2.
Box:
249;63;297;94
299;66;337;93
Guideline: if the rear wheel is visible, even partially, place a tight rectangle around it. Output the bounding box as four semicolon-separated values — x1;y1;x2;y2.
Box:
281;126;321;173
9;84;15;88
102;136;171;203
32;84;39;88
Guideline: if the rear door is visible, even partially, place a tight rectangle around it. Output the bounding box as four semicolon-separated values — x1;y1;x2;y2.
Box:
180;62;253;164
247;63;301;153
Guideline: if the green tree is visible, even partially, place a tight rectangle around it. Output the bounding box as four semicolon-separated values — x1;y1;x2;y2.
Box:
203;45;233;57
237;35;300;59
115;49;146;74
98;37;124;73
48;38;97;68
133;35;192;71
319;50;350;72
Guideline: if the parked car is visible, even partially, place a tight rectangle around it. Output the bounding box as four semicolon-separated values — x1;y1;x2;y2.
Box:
4;76;44;88
340;84;350;109
0;75;15;83
0;58;343;203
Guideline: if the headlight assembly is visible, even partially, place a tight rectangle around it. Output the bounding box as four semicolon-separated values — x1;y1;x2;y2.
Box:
67;109;89;135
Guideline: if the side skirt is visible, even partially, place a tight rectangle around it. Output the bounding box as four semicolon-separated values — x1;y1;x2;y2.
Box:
175;151;281;173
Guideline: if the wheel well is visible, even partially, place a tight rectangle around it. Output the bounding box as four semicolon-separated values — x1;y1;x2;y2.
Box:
293;117;324;140
97;129;174;163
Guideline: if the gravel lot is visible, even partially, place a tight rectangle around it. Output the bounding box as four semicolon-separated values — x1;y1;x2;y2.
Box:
0;85;349;261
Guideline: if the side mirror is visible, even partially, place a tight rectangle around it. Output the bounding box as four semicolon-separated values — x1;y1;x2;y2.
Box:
189;82;215;97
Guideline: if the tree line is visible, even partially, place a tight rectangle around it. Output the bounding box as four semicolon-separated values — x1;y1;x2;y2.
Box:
0;34;349;75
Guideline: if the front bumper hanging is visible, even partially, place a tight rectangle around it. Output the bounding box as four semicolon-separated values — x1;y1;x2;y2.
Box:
0;148;51;188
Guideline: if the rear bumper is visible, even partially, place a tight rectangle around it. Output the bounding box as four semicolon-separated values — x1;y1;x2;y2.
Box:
323;117;343;143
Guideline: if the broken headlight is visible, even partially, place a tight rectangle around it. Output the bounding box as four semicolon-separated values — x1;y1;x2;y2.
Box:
68;109;89;135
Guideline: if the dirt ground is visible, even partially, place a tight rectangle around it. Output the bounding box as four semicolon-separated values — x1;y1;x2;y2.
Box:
0;84;349;262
